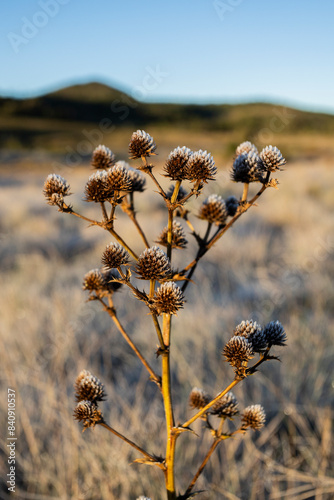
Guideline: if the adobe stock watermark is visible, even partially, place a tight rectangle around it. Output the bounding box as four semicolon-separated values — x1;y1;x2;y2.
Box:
213;0;244;21
7;0;71;54
52;64;169;175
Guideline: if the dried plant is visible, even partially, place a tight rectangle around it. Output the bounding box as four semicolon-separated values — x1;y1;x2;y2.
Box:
44;132;287;499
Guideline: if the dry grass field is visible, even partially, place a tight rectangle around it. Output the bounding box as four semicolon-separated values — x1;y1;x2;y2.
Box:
0;131;334;499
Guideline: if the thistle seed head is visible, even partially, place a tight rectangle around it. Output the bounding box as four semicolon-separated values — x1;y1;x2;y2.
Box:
236;141;258;157
210;391;239;418
231;152;264;184
153;282;184;315
43;174;71;205
186;150;217;183
127;167;146;192
155;221;188;249
199;194;228;225
263;320;287;346
259;145;286;172
241;404;266;430
129;130;156;159
234;320;267;353
84;170;112;202
223;336;254;366
73;400;102;429
75;370;106;403
83;268;122;295
136;246;171;280
166;185;188;202
189;387;212;410
91;145;115;169
164;146;193;180
101;242;130;269
225;196;239;217
106;163;133;191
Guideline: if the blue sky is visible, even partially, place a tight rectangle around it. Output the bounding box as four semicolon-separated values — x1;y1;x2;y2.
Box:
1;0;334;113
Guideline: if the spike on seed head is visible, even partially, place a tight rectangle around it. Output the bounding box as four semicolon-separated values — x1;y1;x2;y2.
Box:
210;391;239;418
231;152;264;184
43;174;71;204
186;150;217;183
259;145;286;172
153;282;184;315
101;242;130;269
73;400;103;429
263;320;287;346
236;141;258;157
91;145;115;169
241;404;266;430
199;194;228;225
136;246;171;280
164;146;193;180
189;387;212;410
74;370;106;403
234;320;267;353
223;336;254;366
225;196;239;217
155;221;188;249
129;130;156;159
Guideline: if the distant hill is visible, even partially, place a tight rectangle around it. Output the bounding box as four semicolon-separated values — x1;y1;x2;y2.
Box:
1;82;334;158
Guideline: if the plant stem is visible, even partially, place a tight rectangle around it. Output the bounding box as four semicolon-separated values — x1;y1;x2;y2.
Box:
185;440;220;496
241;183;249;202
161;313;176;498
99;421;155;462
122;196;150;248
182;379;240;429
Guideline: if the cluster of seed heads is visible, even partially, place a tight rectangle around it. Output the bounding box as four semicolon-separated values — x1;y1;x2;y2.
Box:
73;370;105;429
43;130;287;491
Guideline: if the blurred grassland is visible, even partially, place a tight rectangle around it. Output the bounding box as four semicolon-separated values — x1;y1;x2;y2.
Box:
0;128;334;499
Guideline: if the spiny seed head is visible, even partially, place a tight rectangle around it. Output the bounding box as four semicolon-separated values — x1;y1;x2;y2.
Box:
263;320;287;346
73;400;102;429
234;320;267;353
225;196;239;217
166;185;188;202
129;130;156;159
102;242;130;269
231;152;264;184
155;221;188;249
189;387;212;410
199;194;228;225
43;174;71;204
91;145;115;169
83;268;122;295
75;370;106;403
241;404;266;430
210;392;239;418
223;336;254;366
136;246;171;280
84;170;112;202
186;150;217;183
236;141;258;157
259;145;286;172
153;282;184;315
164;146;193;180
127;167;146;192
106;163;133;191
